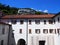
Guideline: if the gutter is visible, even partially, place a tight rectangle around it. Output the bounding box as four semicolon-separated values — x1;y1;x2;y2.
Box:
26;19;28;45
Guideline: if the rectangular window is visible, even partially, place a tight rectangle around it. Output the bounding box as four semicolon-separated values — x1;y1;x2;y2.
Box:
11;20;16;24
1;40;4;45
53;20;55;24
29;29;32;34
57;29;60;34
20;29;22;34
35;29;40;34
43;29;48;34
49;20;53;24
44;20;46;24
54;29;56;34
29;20;31;24
35;20;40;24
2;26;5;34
58;17;60;22
49;29;53;33
20;20;24;24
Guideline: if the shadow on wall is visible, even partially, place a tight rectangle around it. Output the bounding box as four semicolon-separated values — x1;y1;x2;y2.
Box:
8;26;16;45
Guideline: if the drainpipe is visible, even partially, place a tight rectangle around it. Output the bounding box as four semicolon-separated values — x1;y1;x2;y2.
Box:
26;19;28;45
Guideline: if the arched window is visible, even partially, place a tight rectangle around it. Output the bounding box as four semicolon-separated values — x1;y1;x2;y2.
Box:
44;20;46;24
29;20;31;24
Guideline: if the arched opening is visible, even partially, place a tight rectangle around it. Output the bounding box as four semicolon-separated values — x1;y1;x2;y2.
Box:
17;39;26;45
39;40;45;45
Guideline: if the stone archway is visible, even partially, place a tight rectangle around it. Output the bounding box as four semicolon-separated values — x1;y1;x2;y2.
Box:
17;39;26;45
39;40;45;45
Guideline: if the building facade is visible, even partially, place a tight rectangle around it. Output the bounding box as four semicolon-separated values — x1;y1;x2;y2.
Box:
0;14;60;45
0;22;15;45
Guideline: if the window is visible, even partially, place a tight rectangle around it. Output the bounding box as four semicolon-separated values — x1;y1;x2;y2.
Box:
35;20;40;24
11;20;16;24
58;17;60;22
44;20;46;24
2;26;5;34
43;29;48;34
12;33;14;38
1;40;4;45
57;29;60;34
29;20;31;24
53;20;55;24
29;29;32;34
54;29;56;34
20;20;24;24
35;29;40;34
49;20;53;24
49;29;53;33
20;29;22;34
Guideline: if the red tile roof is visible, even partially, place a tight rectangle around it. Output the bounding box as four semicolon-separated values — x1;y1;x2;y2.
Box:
1;14;55;19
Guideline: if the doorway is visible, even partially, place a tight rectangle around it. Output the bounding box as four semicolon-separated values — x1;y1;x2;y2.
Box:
39;40;45;45
17;39;26;45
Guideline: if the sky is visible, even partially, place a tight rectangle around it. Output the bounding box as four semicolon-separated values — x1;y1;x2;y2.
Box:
0;0;60;13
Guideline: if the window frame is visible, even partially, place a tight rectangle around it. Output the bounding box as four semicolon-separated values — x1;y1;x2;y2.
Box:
20;20;24;24
57;29;60;34
49;29;53;33
20;29;22;34
29;20;31;24
11;19;16;24
49;20;53;24
29;29;32;34
2;25;5;34
35;20;40;24
43;29;48;34
44;20;46;24
35;29;40;34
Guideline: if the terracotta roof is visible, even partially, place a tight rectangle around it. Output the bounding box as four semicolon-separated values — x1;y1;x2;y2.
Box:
0;22;11;25
1;14;55;19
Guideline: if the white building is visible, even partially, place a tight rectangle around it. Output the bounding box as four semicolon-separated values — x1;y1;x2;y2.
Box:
0;22;15;45
0;14;60;45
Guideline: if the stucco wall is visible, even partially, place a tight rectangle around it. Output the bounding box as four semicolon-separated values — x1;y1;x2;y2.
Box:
0;15;60;45
0;24;9;45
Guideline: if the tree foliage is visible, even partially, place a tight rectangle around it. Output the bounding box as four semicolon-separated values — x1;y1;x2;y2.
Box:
0;3;18;15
